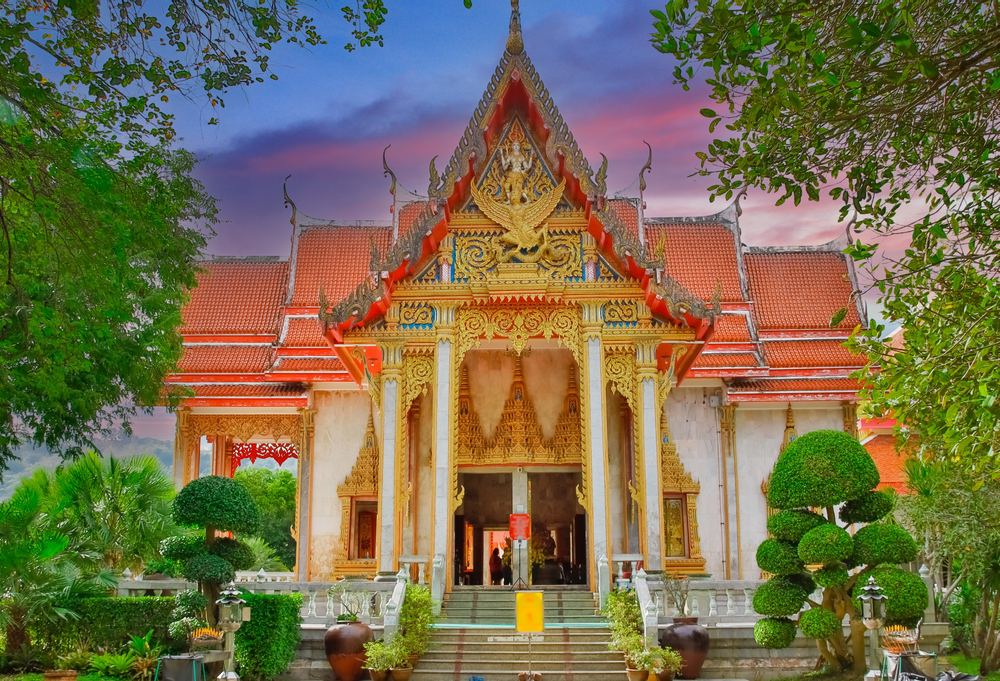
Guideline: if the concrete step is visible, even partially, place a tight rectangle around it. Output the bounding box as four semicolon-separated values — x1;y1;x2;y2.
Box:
410;672;628;681
427;630;613;643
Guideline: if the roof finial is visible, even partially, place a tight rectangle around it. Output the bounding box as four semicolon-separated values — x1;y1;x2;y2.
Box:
283;175;298;226
382;145;397;196
506;0;523;55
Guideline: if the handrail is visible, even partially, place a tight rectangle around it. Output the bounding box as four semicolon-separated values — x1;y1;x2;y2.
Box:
430;554;445;615
597;554;611;611
382;568;408;642
633;569;659;647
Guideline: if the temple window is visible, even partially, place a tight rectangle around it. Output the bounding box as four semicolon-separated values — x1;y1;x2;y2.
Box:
335;413;380;577
663;496;688;558
660;410;705;573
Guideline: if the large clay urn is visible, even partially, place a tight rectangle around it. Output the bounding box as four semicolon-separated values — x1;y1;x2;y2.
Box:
660;618;709;680
324;620;374;681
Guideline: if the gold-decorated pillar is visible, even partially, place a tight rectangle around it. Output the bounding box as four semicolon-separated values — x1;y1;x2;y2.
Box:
377;340;404;573
431;303;457;600
580;301;610;588
173;408;200;488
635;340;663;567
718;403;742;579
295;408;316;580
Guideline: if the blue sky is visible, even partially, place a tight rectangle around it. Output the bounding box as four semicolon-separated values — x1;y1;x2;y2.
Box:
130;0;862;441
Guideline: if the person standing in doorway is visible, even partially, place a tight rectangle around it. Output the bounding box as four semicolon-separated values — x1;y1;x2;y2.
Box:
489;547;503;585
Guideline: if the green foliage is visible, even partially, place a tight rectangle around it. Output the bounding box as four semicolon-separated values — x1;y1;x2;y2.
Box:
362;639;408;672
756;539;804;575
852;524;918;567
182;553;235;585
174;590;209;618
32;597;176;656
650;646;683;674
752;577;810;617
240;537;287;572
813;565;850;589
8;644;52;673
798;524;854;566
89;653;135;678
57;649;94;671
858;567;929;627
767;431;879;509
604;589;642;641
799;608;841;640
173;476;261;534
397;584;437;656
234;592;303;681
233;469;297;572
161;536;206;562
767;510;829;543
754;617;797;649
840;490;894;525
209;539;255;572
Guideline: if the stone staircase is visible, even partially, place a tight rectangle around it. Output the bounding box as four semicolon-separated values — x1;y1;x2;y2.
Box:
409;588;627;681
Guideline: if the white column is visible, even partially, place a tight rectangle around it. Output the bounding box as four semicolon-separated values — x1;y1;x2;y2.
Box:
586;335;609;571
640;376;662;567
379;377;399;573
512;469;529;584
432;338;452;579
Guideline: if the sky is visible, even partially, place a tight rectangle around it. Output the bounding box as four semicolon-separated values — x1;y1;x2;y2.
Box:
131;0;864;440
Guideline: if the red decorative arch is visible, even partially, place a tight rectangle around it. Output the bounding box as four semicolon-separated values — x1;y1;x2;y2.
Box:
231;442;297;476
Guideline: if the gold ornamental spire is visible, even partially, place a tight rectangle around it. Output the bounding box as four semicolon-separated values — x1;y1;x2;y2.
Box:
506;0;523;55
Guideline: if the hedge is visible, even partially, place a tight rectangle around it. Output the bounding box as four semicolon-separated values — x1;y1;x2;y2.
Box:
798;524;854;565
31;597;176;655
235;592;303;681
840;489;894;525
752;577;810;617
767;510;828;543
852;523;918;567
754;617;797;649
767;430;880;509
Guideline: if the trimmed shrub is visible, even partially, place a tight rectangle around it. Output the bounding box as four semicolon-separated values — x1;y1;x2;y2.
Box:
840;489;894;525
161;535;206;561
754;617;797;648
798;524;854;565
813;565;850;589
752;577;810;617
799;607;840;639
855;567;928;627
852;524;918;566
767;430;880;509
31;597;176;655
173;476;260;534
210;538;255;571
235;592;303;681
183;553;235;584
756;539;804;575
767;510;828;543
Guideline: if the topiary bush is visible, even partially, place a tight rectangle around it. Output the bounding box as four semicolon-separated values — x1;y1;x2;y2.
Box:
756;539;804;575
173;476;260;534
799;608;840;639
767;509;828;542
851;523;918;566
840;489;894;525
766;430;879;509
161;535;205;561
209;538;255;571
753;429;925;674
752;577;810;617
754;617;797;649
234;592;303;681
183;553;236;584
797;524;854;565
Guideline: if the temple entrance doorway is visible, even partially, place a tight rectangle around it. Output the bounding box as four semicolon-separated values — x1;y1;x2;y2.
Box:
453;469;587;587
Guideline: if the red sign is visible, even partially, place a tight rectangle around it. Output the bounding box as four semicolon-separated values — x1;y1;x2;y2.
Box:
510;514;531;541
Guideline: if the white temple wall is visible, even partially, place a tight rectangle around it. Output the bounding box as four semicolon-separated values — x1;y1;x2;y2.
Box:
309;389;373;579
665;387;724;577
735;405;846;578
605;389;626;555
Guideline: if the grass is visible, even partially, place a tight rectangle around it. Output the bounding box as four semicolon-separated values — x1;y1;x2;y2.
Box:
943;655;1000;681
0;675;121;681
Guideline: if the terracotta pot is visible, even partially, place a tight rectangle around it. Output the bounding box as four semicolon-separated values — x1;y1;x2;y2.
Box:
407;653;419;669
660;621;710;680
625;670;649;681
656;670;676;681
323;620;374;681
366;671;389;681
390;666;413;681
517;673;541;681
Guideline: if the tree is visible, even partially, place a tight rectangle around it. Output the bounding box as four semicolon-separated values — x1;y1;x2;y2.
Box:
753;430;925;674
650;0;1000;477
898;456;1000;672
51;452;177;573
166;475;260;621
0;0;326;476
233;467;297;570
0;471;116;654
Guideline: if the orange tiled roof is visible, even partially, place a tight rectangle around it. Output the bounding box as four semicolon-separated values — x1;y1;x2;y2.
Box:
177;345;272;374
273;357;346;372
181;260;288;335
745;251;861;330
281;317;327;347
397;201;426;240
711;314;753;343
185;384;306;397
728;377;863;393
289;225;392;307
864;434;911;492
693;352;759;368
607;198;639;240
645;223;744;302
763;340;865;368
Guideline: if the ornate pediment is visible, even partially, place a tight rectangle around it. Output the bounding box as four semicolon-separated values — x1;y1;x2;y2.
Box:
337;414;379;498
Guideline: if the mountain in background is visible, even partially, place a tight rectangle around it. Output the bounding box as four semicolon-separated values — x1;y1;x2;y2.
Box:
1;435;174;500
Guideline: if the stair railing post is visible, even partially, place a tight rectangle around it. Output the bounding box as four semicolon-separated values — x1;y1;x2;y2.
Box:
598;554;611;611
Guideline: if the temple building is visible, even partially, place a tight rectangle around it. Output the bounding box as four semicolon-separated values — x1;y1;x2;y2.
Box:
167;3;868;591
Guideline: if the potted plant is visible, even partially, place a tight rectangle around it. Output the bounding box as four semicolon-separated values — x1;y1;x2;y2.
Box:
650;646;683;681
621;636;652;681
660;575;709;679
361;640;394;681
387;637;413;681
397;584;437;668
323;581;375;681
